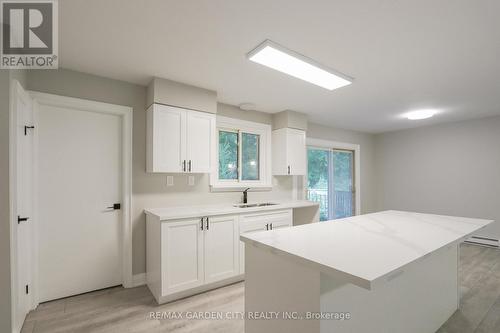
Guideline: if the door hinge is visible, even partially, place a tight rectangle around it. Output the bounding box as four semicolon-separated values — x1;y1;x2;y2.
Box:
24;125;35;136
25;285;29;294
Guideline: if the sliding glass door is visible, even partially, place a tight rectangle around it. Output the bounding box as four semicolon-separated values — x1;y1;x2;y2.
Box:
307;147;355;221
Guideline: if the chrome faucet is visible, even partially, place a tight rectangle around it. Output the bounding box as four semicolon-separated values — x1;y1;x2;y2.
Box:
242;188;250;204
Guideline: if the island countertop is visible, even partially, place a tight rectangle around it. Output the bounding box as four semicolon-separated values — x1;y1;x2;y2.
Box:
144;200;319;221
240;210;493;290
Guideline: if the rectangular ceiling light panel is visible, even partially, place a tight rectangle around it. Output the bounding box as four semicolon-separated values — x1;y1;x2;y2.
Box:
247;40;353;90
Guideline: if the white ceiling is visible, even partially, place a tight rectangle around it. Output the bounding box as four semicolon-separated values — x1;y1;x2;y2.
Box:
59;0;500;133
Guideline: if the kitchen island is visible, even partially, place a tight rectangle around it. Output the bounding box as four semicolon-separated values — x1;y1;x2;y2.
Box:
241;210;493;333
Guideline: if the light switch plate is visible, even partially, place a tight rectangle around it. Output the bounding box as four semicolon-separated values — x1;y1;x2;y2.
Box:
166;176;174;186
188;176;195;186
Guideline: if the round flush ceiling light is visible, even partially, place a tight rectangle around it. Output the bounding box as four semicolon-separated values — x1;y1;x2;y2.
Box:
406;109;437;120
239;103;256;111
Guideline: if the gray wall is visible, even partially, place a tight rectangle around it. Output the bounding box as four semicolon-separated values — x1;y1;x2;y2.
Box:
306;123;377;214
147;77;217;113
1;69;27;333
26;69;298;275
375;115;500;238
218;103;272;124
273;110;308;130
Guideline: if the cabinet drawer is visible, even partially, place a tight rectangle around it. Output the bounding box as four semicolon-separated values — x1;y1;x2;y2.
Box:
240;209;292;224
239;209;292;273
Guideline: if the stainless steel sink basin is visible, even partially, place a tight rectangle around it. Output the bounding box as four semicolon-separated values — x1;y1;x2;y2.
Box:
233;202;278;208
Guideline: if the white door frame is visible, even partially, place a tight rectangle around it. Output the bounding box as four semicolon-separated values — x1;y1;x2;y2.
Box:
306;137;361;216
27;90;133;306
9;80;35;332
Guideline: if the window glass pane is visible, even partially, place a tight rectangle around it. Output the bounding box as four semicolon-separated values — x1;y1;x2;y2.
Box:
241;133;259;180
306;148;329;221
332;150;354;219
218;131;238;180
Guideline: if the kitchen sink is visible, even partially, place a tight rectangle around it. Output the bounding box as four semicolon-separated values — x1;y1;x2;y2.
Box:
233;202;278;208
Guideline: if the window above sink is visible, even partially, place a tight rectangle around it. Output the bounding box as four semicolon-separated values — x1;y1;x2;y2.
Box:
211;116;272;190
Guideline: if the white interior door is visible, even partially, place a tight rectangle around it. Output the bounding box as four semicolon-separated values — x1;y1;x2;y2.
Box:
37;103;122;302
14;82;34;330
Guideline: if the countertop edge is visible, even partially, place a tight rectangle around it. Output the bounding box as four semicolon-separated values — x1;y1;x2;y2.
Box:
240;234;373;290
144;201;319;221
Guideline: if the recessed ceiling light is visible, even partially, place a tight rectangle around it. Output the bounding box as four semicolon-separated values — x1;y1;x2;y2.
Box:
406;109;437;120
247;40;353;91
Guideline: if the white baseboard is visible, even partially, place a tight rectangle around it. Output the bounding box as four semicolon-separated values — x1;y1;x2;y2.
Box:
465;236;499;248
132;273;146;287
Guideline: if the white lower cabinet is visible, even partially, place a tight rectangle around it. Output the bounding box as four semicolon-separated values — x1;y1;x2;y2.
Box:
204;215;239;284
147;209;293;304
239;209;292;274
161;215;239;297
162;218;204;295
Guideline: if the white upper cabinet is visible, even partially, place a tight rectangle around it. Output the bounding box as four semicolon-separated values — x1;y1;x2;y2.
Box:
272;128;306;175
147;105;185;173
186;111;215;173
147;104;215;173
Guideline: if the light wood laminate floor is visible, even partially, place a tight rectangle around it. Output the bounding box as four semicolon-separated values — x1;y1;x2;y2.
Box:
22;244;500;333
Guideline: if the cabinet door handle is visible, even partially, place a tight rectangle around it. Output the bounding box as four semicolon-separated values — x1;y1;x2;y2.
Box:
188;160;192;172
182;160;186;172
200;217;204;230
287;165;290;175
206;217;209;230
270;223;273;230
265;223;269;231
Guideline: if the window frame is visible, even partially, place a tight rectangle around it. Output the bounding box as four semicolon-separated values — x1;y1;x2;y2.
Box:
211;116;272;190
306;138;361;216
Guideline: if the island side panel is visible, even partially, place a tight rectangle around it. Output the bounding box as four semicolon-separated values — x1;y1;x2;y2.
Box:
245;244;321;333
320;243;459;333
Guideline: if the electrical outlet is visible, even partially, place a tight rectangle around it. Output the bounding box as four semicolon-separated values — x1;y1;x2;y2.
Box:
166;176;174;186
188;175;195;186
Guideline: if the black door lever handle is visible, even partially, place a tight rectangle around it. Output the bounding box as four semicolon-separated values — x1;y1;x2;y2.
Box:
106;203;121;210
24;125;35;136
18;216;29;224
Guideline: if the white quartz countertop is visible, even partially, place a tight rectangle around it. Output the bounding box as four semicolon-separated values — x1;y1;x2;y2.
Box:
240;210;493;290
144;200;319;220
